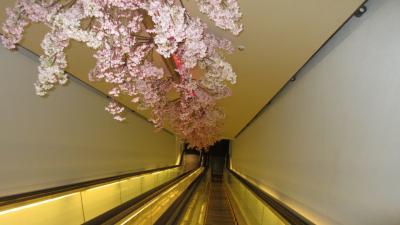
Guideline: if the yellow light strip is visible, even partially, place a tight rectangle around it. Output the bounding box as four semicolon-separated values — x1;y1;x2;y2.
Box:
82;168;175;192
84;181;119;192
0;193;78;216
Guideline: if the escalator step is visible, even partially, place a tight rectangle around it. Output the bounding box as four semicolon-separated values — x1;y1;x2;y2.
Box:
205;181;236;225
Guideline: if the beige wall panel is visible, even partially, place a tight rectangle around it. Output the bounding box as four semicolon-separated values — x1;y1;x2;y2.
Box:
0;46;178;197
231;1;400;224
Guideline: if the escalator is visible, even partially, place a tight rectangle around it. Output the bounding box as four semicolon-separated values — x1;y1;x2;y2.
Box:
0;165;196;225
166;140;313;225
205;178;236;225
87;166;312;225
171;167;312;225
0;144;312;225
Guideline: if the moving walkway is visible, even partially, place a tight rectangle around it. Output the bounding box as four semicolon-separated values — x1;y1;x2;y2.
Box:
0;164;312;225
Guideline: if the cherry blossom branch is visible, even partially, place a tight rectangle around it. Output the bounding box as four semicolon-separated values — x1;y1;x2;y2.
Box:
1;0;243;149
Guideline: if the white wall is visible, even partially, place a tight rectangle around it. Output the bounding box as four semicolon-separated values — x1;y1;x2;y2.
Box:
0;46;179;197
231;1;400;225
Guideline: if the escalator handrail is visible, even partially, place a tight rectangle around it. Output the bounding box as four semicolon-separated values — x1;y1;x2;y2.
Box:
0;165;180;207
154;168;206;225
86;167;201;225
227;169;314;225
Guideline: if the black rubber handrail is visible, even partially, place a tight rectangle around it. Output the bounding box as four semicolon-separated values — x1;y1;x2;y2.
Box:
227;169;314;225
154;168;206;225
0;165;180;207
87;168;201;225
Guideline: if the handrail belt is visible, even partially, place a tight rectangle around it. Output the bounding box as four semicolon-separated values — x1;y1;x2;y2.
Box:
154;169;206;225
85;168;199;225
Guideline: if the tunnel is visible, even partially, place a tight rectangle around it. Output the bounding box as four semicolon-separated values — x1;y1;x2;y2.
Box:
0;0;399;225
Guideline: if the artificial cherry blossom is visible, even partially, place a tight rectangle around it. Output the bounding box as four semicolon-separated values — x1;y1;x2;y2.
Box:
1;0;243;149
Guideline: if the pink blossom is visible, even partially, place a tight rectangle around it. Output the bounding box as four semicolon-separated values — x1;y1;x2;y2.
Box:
105;100;126;121
1;0;243;149
195;0;243;35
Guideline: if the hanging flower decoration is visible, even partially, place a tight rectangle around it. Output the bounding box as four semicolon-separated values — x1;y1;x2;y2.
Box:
1;0;243;149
